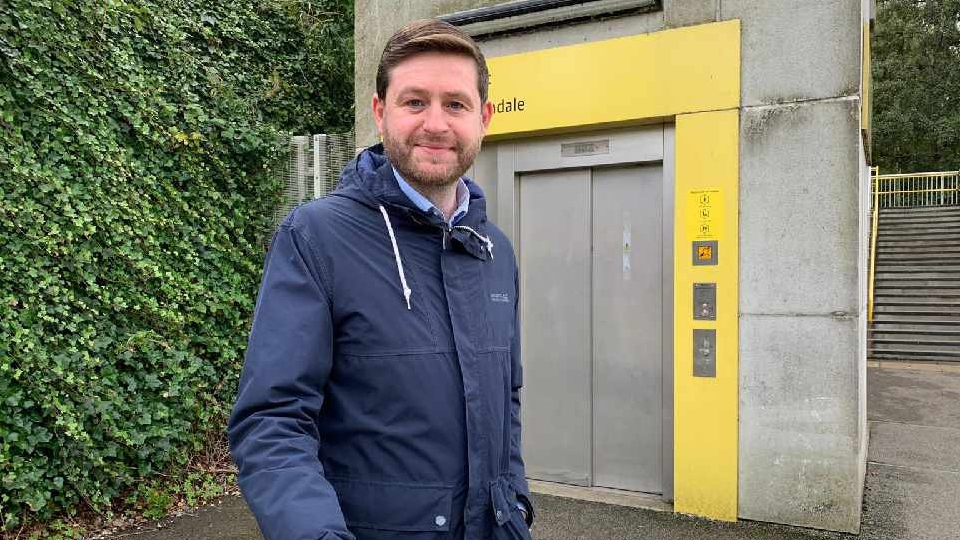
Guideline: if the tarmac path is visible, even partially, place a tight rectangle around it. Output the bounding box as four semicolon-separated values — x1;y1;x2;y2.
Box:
104;364;960;540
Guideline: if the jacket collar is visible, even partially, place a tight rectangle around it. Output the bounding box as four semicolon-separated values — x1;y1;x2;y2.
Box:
334;144;493;261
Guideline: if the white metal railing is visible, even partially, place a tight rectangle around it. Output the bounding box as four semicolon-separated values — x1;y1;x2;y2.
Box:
275;131;355;224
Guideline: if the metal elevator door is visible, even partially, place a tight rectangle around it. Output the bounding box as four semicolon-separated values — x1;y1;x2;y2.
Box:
519;164;663;494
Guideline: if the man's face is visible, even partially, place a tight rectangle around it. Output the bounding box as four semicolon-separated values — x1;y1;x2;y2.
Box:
373;52;493;188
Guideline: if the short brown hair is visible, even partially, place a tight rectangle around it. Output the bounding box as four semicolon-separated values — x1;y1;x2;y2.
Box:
376;19;490;103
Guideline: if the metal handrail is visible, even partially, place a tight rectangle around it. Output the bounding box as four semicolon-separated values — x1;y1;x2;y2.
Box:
874;170;960;179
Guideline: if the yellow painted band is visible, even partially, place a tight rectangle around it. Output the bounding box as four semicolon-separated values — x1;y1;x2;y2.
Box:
485;20;741;137
862;22;871;134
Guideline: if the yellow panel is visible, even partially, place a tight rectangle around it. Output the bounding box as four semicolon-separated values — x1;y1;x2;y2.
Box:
861;22;872;145
485;20;741;137
674;110;739;521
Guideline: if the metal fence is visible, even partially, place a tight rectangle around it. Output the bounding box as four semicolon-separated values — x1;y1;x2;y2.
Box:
872;169;960;208
274;131;356;224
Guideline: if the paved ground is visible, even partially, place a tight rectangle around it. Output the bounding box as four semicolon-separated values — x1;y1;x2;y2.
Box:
106;364;960;540
860;363;960;540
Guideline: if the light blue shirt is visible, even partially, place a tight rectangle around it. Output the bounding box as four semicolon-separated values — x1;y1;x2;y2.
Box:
393;167;470;225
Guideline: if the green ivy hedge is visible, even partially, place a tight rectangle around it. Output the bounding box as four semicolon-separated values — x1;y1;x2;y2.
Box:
0;0;353;529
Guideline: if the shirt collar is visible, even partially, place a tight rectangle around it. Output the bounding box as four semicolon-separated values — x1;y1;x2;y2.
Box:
392;167;470;225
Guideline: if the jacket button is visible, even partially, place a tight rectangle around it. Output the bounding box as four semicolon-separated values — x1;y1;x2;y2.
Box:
435;515;447;527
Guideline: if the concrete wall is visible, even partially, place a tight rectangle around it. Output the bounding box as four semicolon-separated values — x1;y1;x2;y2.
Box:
724;0;866;532
355;0;869;533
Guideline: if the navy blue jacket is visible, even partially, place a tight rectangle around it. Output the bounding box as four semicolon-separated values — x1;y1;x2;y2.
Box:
228;145;533;540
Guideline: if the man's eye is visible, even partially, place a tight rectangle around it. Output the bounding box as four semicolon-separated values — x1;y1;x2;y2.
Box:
448;102;465;111
406;99;425;108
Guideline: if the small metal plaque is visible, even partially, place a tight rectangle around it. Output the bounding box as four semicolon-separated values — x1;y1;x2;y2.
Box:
692;240;718;266
561;139;610;157
693;283;717;321
693;329;717;378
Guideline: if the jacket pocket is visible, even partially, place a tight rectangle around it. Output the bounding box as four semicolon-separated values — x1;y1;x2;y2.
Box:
328;478;454;532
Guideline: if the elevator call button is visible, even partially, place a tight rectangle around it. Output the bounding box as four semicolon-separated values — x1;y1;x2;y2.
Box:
693;283;717;321
693;329;717;378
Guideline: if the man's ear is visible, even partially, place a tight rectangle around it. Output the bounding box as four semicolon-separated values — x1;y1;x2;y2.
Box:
372;94;385;136
480;100;494;133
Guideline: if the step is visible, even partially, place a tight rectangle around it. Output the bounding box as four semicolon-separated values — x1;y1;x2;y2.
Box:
876;259;960;267
873;295;960;313
870;343;960;356
880;208;960;217
869;352;960;363
879;205;960;215
877;240;960;249
870;335;960;347
879;207;960;214
874;292;960;299
875;280;960;289
879;214;960;223
877;238;960;247
878;247;960;257
878;225;960;233
878;218;960;228
877;237;960;247
870;320;960;335
872;317;960;326
876;272;960;281
873;265;960;273
879;216;960;226
879;228;960;238
877;253;960;263
873;316;960;325
870;324;960;343
877;246;960;255
877;217;960;227
873;311;960;320
869;352;960;364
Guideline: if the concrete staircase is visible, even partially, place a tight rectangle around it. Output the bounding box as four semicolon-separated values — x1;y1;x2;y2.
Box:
870;205;960;363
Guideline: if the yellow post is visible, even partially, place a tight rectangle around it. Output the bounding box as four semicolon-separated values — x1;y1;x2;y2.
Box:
673;110;739;521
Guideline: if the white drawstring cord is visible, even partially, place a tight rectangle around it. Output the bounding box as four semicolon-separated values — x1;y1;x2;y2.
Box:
379;205;412;310
453;225;494;260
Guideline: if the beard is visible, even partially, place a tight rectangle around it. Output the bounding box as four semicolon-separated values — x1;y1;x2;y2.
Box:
382;129;481;188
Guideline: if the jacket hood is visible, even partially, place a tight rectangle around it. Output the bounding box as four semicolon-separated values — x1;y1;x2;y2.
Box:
331;143;488;227
327;144;496;303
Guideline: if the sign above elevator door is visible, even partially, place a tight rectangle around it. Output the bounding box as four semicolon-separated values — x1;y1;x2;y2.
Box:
482;20;740;138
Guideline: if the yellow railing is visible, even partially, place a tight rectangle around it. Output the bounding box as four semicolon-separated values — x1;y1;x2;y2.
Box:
873;170;960;208
867;168;960;321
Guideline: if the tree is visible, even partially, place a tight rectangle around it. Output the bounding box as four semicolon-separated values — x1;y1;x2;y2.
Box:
873;0;960;172
0;0;354;531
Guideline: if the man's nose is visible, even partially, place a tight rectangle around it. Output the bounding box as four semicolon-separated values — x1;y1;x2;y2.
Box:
421;103;450;133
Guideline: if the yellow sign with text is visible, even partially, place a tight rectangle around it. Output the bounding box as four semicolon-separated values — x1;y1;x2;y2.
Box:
688;189;723;241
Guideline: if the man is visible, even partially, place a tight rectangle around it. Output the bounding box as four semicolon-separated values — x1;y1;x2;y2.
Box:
227;19;533;540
